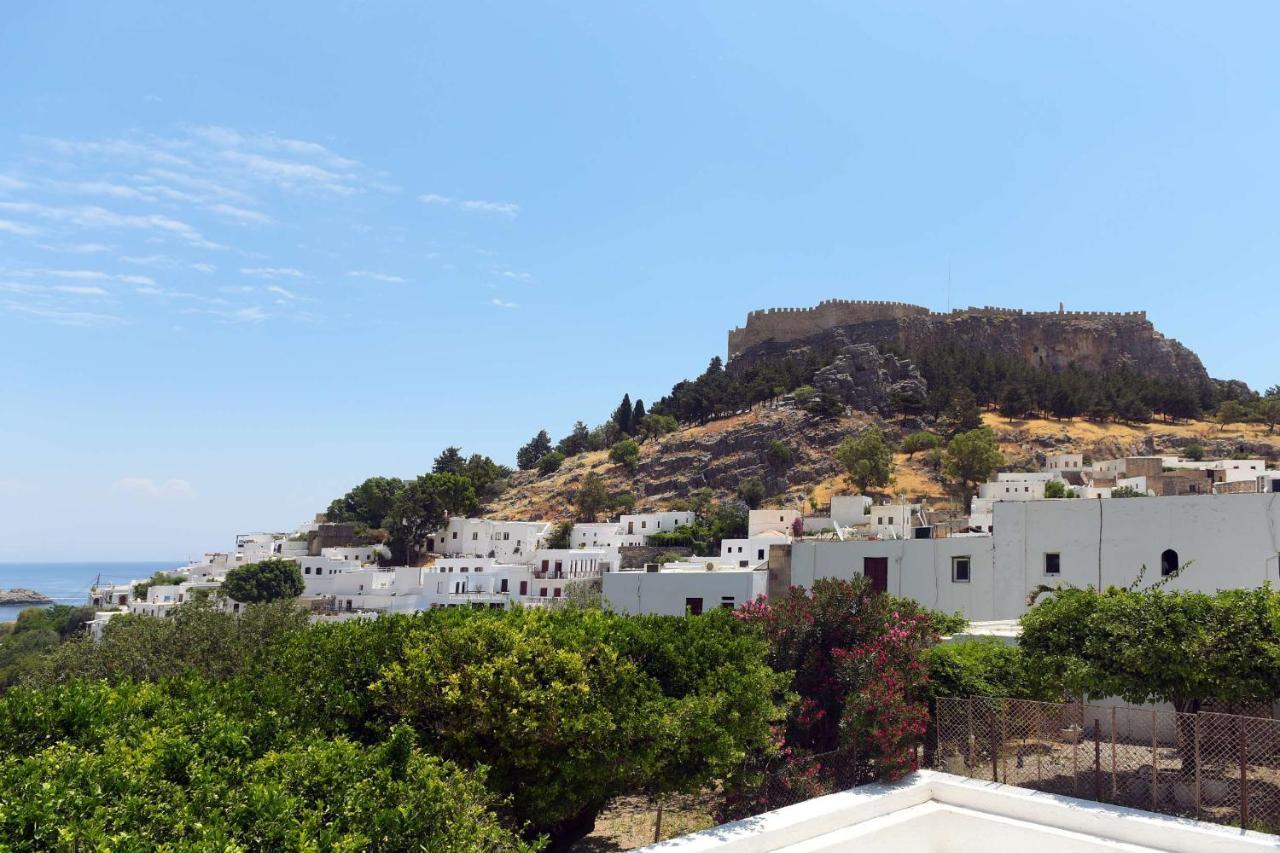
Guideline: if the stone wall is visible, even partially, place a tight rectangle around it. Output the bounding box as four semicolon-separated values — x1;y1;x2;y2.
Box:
728;299;1149;361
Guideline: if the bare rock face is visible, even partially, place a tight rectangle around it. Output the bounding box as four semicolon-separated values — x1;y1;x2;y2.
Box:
810;339;927;416
729;302;1211;388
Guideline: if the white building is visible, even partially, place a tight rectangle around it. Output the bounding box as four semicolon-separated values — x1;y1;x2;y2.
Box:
749;509;800;538
1164;457;1267;483
531;548;615;578
1043;452;1084;474
603;563;767;616
720;531;791;568
782;492;1280;623
571;521;633;549
431;518;551;560
618;511;696;538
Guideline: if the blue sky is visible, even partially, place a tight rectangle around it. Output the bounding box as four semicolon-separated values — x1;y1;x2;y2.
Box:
1;2;1278;561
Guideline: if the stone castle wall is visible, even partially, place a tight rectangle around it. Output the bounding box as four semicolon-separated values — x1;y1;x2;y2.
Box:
727;299;1148;358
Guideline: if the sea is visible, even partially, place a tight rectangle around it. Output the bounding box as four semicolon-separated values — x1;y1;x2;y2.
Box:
0;562;182;623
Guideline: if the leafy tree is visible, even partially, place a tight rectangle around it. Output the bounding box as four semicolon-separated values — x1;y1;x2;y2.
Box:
1110;485;1146;498
516;430;552;471
221;558;304;604
1043;479;1073;499
386;474;477;561
555;422;592;457
835;426;894;494
804;393;846;418
1258;398;1280;434
1020;585;1280;770
537;451;565;475
432;446;466;475
1049;387;1080;420
900;431;942;457
608;438;640;473
326;476;405;528
733;578;934;784
0;679;534;851
638;412;679;439
939;388;983;436
792;385;817;404
943;427;1004;511
1216;399;1249;431
574;473;611;522
926;638;1051;701
1183;442;1205;461
372;607;784;848
132;571;188;600
764;439;794;468
464;454;511;500
735;476;767;509
29;599;308;687
544;520;573;550
998;383;1034;420
611;394;634;436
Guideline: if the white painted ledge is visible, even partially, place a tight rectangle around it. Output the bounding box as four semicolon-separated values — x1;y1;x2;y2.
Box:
641;770;1280;852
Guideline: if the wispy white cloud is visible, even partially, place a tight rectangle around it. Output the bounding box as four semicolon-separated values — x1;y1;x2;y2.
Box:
418;192;520;217
241;266;305;279
460;199;520;216
112;476;195;498
0;175;27;191
347;269;405;283
3;300;125;327
490;298;519;309
0;201;221;249
52;285;109;296
38;241;111;254
0;219;39;236
208;203;273;225
266;284;300;301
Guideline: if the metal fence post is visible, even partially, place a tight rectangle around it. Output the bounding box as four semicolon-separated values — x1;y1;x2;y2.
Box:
967;696;976;775
1036;703;1043;784
1194;714;1201;820
1110;706;1117;801
1151;709;1159;812
1240;720;1249;828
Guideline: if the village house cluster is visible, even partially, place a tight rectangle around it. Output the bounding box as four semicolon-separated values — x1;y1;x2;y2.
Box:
87;451;1280;632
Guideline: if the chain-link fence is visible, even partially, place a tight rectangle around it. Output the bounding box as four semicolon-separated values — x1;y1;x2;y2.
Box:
935;696;1280;833
577;748;869;850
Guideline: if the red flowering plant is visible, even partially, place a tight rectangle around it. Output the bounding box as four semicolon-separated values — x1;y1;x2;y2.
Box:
721;577;937;818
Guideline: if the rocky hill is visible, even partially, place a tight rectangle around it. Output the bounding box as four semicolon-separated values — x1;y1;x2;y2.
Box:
729;301;1207;386
486;408;1280;521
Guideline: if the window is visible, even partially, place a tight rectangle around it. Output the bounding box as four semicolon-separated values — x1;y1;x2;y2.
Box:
757;548;765;561
1161;549;1179;577
472;532;478;540
500;579;508;592
951;556;971;583
304;566;311;574
461;566;469;573
451;531;457;539
720;596;735;610
685;597;704;616
1044;553;1060;575
553;587;561;598
519;581;528;595
539;587;548;597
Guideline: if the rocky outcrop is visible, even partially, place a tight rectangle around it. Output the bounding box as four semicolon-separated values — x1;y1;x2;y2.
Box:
810;339;927;416
730;302;1210;387
0;588;53;606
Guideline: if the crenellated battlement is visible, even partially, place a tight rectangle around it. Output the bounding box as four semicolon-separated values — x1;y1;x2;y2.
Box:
728;299;1148;358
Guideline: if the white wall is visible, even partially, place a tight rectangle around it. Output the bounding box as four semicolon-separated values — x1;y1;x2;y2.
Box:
604;569;767;616
792;493;1280;622
749;509;800;537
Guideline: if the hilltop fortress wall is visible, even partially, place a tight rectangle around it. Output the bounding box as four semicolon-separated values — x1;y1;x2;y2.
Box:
727;299;1149;359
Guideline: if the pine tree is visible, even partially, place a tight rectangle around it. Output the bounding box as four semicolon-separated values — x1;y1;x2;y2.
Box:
612;394;634;435
632;399;646;426
516;430;553;470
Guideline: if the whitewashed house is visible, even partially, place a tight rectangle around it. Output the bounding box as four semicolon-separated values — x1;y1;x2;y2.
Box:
431;518;551;560
603;562;767;616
